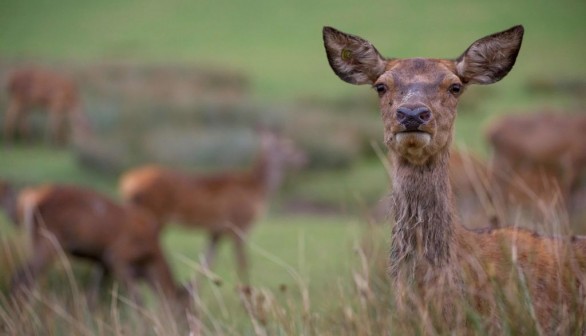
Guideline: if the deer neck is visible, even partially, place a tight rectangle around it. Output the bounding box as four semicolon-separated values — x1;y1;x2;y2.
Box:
389;148;458;280
251;147;283;195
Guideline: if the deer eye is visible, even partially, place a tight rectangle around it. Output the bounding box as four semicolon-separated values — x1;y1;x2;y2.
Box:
374;83;387;95
449;83;462;95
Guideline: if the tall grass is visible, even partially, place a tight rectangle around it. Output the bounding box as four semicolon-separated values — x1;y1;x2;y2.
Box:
1;210;584;335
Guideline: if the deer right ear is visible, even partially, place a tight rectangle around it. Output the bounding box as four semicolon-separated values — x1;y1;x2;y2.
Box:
455;25;524;85
323;27;387;85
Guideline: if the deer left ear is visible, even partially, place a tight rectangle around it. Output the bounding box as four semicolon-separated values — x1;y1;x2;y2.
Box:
455;25;524;85
323;26;387;85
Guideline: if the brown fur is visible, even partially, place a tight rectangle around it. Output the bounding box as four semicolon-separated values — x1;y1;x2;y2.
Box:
324;25;585;333
487;111;586;212
9;184;185;304
3;67;88;144
120;130;305;282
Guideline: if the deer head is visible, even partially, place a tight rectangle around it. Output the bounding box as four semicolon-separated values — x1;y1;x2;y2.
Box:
323;25;524;165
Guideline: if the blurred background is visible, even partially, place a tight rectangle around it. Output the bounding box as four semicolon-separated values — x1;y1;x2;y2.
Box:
0;0;585;332
1;0;584;211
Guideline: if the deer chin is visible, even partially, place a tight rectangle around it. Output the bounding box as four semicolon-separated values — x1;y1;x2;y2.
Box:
392;131;433;164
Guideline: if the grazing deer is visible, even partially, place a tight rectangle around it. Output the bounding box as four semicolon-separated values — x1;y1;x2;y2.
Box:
3;67;88;145
8;184;187;306
120;130;306;283
323;25;585;333
487;111;586;214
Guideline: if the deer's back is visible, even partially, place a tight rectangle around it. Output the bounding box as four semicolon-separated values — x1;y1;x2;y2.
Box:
8;68;78;108
488;112;586;166
459;226;586;324
20;185;159;261
121;166;265;232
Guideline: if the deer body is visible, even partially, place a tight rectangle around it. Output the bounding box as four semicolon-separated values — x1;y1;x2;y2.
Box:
120;131;305;282
120;166;268;234
488;112;586;210
324;26;585;333
9;184;183;303
4;67;84;144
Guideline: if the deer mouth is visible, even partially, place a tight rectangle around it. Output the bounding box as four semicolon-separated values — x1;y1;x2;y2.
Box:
394;131;431;148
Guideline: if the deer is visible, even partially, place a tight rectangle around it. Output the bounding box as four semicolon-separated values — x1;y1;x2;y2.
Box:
487;111;586;215
3;67;89;145
5;183;188;307
119;129;306;283
323;25;586;333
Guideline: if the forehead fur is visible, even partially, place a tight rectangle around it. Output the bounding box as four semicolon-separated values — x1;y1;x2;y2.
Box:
379;58;458;83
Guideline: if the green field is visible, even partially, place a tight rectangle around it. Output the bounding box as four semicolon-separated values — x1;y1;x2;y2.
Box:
1;0;585;334
1;0;585;99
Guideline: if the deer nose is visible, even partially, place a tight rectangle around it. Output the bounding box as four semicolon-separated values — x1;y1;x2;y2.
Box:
396;106;432;131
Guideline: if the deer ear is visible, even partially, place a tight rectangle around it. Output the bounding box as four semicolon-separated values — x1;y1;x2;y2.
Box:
455;25;524;85
323;26;387;85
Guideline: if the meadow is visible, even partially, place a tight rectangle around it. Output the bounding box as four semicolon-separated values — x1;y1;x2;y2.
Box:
0;0;585;334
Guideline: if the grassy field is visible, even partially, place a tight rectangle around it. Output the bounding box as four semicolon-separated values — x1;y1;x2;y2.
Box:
0;0;585;334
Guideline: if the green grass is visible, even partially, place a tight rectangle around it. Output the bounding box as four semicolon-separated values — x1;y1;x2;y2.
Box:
285;158;389;212
165;215;364;289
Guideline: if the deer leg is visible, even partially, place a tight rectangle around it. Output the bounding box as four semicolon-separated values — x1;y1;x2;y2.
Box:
87;264;110;308
233;235;250;285
3;100;22;143
144;248;179;300
9;237;57;298
108;259;143;306
203;232;222;271
47;104;67;145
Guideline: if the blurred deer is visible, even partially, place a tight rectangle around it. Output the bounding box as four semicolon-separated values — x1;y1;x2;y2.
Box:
7;184;187;306
120;129;306;283
487;112;586;214
324;25;585;333
3;67;89;145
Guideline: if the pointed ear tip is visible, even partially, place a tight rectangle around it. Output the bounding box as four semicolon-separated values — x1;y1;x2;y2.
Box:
512;25;525;34
323;26;337;36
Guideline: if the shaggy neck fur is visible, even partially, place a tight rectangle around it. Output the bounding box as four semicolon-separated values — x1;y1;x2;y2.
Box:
389;149;457;282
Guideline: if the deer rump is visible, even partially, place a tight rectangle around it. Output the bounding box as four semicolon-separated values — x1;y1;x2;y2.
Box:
11;185;180;302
